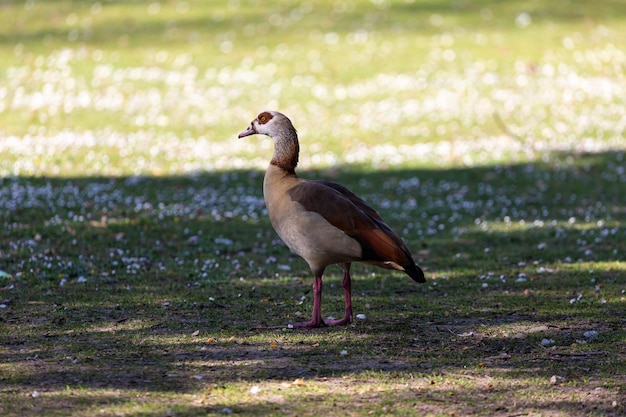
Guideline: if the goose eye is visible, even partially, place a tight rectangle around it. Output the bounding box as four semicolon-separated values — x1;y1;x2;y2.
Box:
257;112;273;124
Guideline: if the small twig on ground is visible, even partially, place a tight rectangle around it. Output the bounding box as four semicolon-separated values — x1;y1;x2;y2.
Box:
248;325;289;331
483;353;512;361
549;351;610;357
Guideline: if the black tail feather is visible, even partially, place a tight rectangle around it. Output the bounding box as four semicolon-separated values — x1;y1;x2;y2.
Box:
406;262;426;283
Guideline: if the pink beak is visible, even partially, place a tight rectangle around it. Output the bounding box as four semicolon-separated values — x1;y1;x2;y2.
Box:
238;124;256;138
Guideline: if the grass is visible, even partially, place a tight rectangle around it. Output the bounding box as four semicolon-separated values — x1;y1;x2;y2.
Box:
1;0;626;416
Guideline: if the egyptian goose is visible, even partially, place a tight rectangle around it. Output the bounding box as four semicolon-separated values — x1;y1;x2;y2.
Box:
238;111;425;328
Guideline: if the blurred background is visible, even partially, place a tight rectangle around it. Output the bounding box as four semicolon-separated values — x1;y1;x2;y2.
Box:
1;0;625;176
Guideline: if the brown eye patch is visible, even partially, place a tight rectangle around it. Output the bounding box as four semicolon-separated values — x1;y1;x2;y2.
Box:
257;112;273;124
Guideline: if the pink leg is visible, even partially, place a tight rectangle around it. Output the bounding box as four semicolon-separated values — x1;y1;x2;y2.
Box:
292;274;326;328
325;263;353;326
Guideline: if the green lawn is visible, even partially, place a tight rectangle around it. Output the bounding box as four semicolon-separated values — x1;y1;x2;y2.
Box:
1;1;625;416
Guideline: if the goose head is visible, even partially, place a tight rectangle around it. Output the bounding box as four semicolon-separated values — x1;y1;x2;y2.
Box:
238;111;296;139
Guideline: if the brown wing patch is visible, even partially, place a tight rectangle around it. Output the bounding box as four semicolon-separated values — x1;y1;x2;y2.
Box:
314;180;384;222
288;181;371;234
357;228;407;262
288;181;420;277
